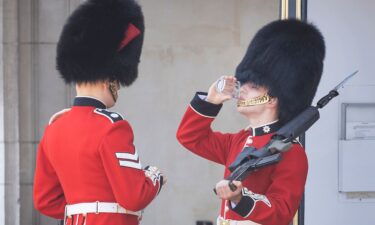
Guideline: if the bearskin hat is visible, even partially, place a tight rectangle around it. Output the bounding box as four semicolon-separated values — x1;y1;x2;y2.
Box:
56;0;144;86
235;19;325;125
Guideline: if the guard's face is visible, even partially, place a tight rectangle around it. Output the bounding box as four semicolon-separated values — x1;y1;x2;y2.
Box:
109;80;120;100
104;80;120;108
236;82;272;115
238;83;267;100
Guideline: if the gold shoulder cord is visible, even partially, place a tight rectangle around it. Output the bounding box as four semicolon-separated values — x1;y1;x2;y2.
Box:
237;94;270;107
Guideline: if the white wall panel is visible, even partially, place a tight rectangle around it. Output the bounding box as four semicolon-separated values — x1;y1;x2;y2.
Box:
307;1;375;224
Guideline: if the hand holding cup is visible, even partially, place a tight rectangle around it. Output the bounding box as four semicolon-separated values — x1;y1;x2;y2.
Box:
207;76;240;104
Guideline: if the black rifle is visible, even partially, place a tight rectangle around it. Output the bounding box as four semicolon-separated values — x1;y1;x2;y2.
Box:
221;71;358;192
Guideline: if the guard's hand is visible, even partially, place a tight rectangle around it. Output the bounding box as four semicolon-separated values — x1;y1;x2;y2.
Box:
207;76;237;105
48;108;71;125
215;180;243;204
144;166;166;186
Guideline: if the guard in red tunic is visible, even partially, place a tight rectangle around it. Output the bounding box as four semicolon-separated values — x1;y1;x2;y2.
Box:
33;0;165;225
177;20;325;225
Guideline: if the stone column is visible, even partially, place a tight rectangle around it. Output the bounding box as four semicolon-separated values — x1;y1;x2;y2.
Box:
19;0;74;224
1;0;21;224
0;0;5;223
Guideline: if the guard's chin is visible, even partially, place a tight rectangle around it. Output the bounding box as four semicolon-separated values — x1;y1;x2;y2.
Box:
236;106;247;114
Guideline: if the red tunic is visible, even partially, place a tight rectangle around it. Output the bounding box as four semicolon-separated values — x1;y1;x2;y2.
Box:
34;97;162;225
176;93;308;225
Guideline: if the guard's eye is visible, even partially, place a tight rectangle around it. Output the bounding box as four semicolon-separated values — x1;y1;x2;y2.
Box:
249;84;260;89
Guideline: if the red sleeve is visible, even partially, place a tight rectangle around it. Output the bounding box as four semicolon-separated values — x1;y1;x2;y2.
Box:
231;144;308;225
176;92;234;165
99;120;162;211
33;133;66;219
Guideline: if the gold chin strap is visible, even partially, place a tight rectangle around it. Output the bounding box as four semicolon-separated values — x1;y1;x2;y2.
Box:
237;94;270;107
109;81;119;103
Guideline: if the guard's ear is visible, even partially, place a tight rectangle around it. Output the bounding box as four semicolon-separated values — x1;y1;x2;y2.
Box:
268;97;278;108
103;79;111;89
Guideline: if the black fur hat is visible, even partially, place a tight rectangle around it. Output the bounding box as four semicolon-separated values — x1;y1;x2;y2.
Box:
235;19;325;124
56;0;144;86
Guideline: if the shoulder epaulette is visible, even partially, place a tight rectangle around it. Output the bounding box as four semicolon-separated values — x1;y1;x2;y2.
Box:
94;108;124;123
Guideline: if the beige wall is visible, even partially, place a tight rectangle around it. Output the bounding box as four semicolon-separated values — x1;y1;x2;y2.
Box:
1;0;278;224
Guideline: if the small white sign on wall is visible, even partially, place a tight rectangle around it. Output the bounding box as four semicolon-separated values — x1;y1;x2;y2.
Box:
339;103;375;193
346;122;375;140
